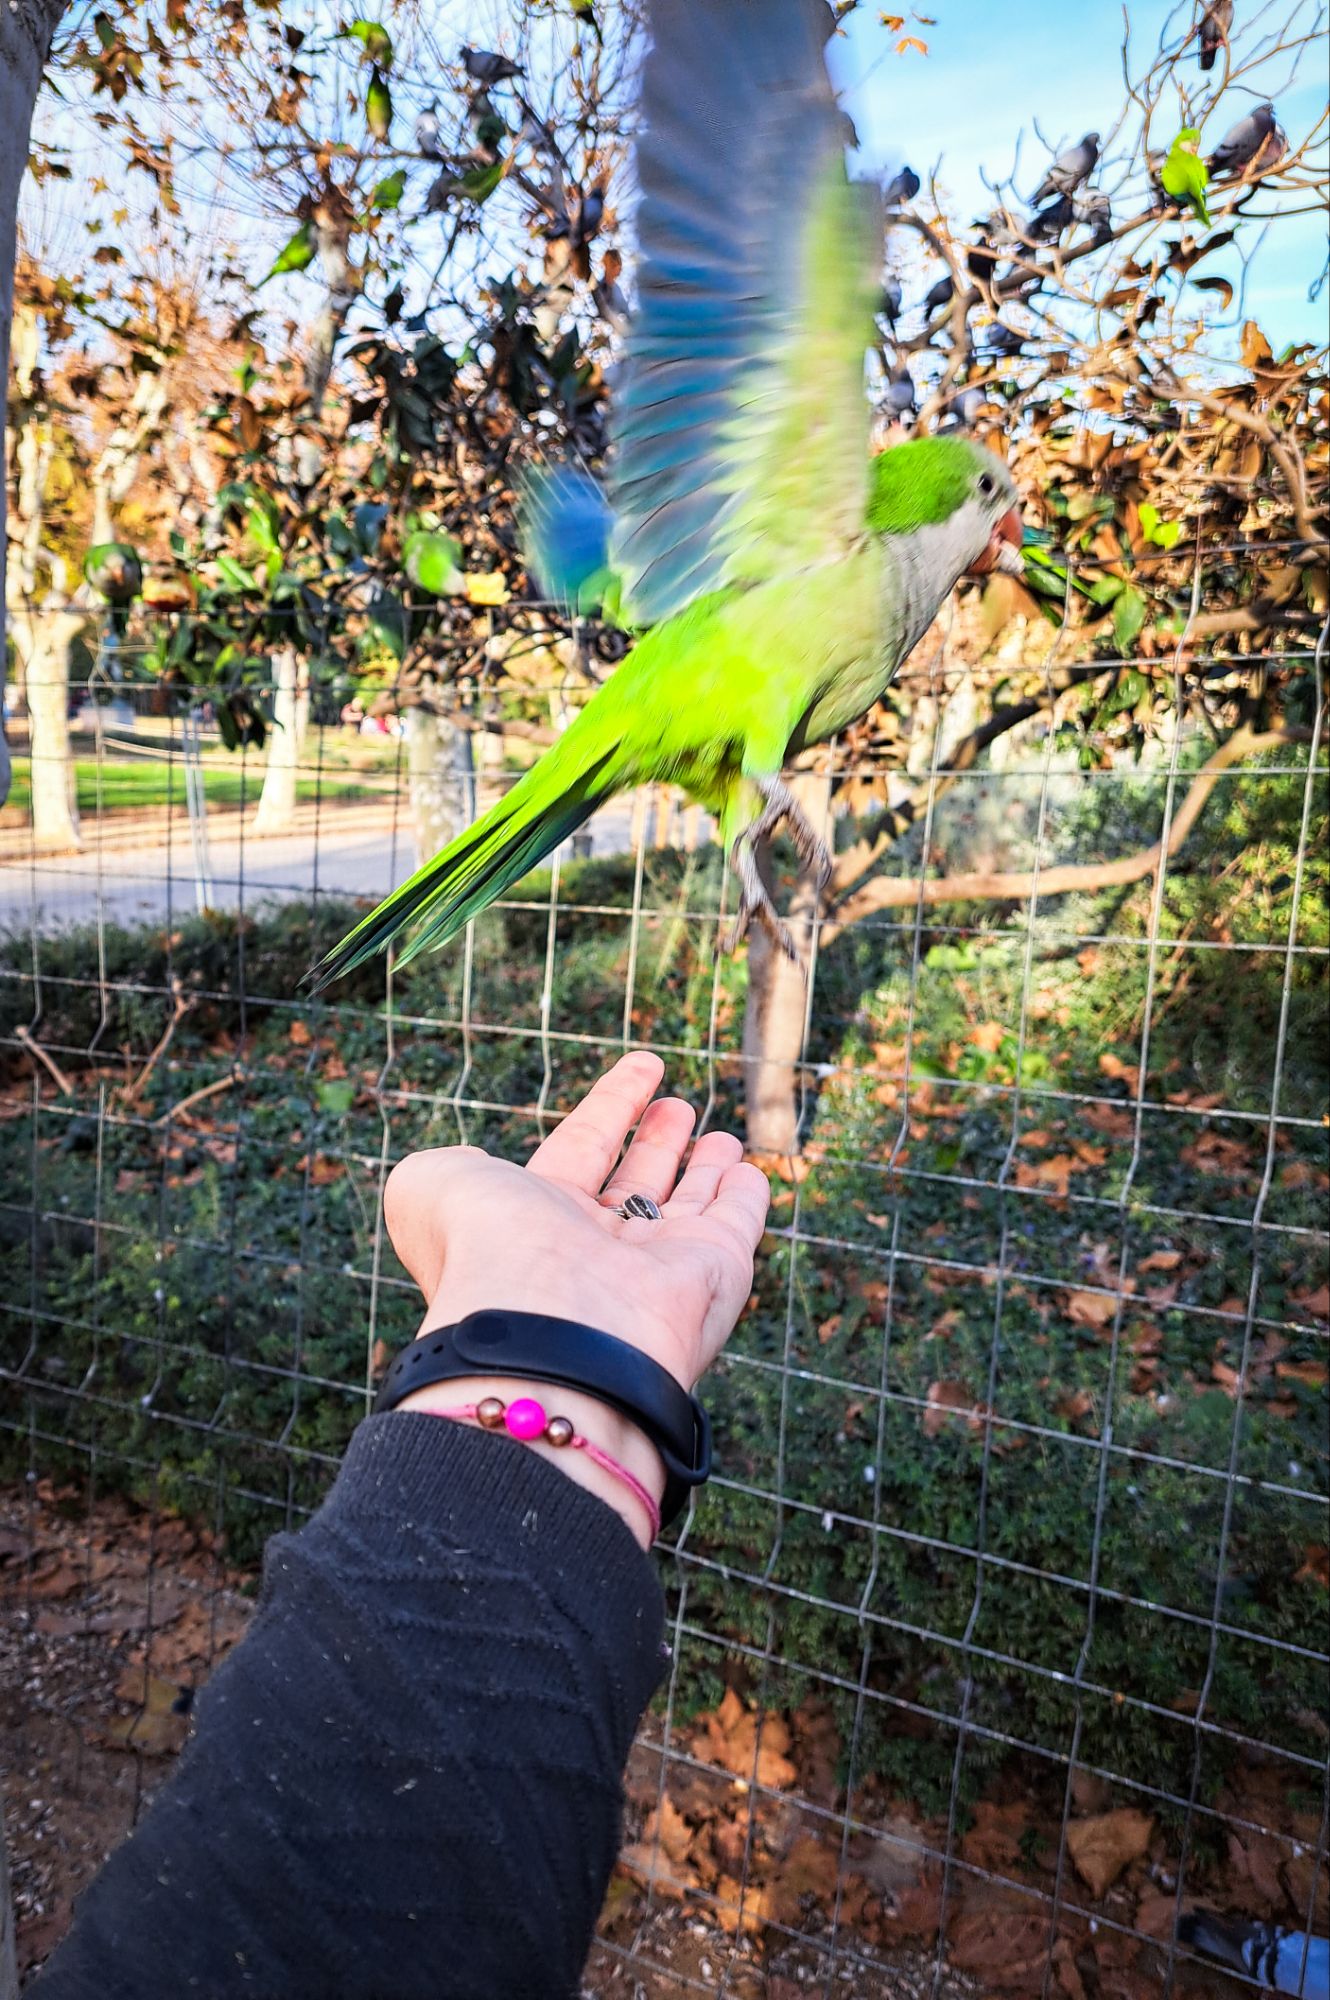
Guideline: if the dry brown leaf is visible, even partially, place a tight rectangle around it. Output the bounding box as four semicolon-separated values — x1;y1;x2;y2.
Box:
1014;1153;1081;1198
1065;1808;1153;1898
1098;1052;1141;1093
1276;1358;1329;1387
1065;1290;1117;1330
288;1018;312;1046
1290;1282;1330;1321
969;1021;1006;1053
1138;1249;1183;1273
923;1380;988;1437
106;1671;192;1757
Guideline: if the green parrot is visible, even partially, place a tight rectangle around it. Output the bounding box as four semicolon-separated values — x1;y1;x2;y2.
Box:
258;220;317;286
366;65;393;142
317;0;1023;985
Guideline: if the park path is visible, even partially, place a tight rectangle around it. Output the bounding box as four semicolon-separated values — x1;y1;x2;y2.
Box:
0;796;673;932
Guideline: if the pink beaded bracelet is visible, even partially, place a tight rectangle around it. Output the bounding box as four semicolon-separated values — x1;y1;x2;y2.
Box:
425;1395;662;1543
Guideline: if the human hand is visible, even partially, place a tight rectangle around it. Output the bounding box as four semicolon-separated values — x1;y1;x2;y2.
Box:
383;1050;770;1393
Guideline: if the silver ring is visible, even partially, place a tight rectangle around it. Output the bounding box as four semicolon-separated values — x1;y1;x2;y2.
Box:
613;1193;663;1221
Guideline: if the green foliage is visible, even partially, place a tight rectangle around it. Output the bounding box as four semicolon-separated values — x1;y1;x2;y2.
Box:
1;760;1324;1816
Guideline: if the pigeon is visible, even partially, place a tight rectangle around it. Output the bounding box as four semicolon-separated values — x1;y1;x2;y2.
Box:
1074;188;1113;246
923;272;955;315
1179;1913;1329;2000
985;321;1026;356
1027;193;1074;242
1032;132;1100;205
943;385;989;429
1199;0;1234;71
1209;100;1284;176
883;364;916;418
879;275;902;324
415;104;444;159
461;45;524;86
884;164;920;207
968;237;999;283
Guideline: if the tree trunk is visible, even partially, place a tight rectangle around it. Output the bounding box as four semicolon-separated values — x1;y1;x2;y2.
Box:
0;0;69;808
19;608;82;852
405;705;476;865
741;770;832;1154
252;646;309;835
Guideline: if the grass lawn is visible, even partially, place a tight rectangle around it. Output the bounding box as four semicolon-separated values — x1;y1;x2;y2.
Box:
2;755;388;819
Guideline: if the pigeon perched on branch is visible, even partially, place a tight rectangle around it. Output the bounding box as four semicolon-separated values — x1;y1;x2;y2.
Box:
1074;188;1113;246
1027;193;1074;243
923;272;955;314
1032;132;1100;205
1199;0;1234;71
415;103;444;158
461;45;523;86
879;275;902;325
1209;100;1284;176
883;164;920;207
316;0;1025;982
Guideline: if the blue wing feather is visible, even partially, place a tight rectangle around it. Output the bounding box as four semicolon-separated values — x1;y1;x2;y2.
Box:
519;465;614;613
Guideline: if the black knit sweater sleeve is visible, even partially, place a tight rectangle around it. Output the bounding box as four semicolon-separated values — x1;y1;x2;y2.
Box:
30;1414;667;1999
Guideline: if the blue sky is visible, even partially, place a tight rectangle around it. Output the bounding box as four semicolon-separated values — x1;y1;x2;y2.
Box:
831;0;1328;351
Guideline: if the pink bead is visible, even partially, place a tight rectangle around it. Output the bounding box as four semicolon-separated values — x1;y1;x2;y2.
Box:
504;1397;547;1441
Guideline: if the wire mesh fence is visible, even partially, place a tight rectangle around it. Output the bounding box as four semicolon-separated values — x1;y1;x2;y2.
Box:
1;548;1326;1997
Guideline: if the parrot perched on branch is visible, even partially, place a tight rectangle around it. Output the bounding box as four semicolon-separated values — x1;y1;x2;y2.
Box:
316;0;1023;986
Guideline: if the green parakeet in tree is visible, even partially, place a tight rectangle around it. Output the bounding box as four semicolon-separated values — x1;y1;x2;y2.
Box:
366;66;393;141
259;220;317;286
317;0;1023;985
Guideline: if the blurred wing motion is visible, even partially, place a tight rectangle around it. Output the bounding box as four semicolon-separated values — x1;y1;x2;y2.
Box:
312;0;888;984
611;0;879;621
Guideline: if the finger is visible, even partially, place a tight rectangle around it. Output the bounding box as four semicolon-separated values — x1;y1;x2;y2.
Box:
526;1050;666;1194
705;1161;772;1255
600;1096;697;1210
661;1130;743;1216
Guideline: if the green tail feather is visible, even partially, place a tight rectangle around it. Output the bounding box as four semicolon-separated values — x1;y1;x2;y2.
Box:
313;746;618;987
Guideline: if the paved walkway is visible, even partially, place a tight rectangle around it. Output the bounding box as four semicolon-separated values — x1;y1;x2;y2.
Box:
0;798;682;933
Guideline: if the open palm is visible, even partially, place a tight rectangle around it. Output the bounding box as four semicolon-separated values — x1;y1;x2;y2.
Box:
383;1052;771;1392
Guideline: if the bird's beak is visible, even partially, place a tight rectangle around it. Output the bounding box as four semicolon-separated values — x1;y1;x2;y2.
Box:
967;505;1025;579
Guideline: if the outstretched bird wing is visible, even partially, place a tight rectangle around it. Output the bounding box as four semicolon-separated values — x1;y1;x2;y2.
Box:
610;0;881;626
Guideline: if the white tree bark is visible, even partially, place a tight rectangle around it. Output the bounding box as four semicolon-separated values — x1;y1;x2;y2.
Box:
741;771;832;1154
405;704;476;865
0;0;69;810
252;645;309;834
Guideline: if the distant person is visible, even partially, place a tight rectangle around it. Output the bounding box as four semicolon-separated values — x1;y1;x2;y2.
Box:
30;1052;769;1999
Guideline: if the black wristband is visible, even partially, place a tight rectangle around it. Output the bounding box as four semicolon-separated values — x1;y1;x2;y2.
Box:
373;1310;711;1527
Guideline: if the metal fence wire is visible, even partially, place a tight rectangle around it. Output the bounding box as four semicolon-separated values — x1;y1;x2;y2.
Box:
0;545;1326;1999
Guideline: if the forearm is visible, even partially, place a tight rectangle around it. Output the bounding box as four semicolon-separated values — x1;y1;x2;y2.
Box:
32;1416;666;2000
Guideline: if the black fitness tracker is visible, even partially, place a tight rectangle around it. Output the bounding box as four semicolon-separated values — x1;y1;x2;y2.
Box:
373;1310;711;1526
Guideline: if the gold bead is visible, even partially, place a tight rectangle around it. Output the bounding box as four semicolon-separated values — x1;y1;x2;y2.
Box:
545;1416;575;1448
476;1397;507;1431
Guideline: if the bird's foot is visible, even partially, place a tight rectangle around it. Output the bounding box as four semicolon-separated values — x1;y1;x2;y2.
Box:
753;776;834;888
723;893;801;964
725;822;804;965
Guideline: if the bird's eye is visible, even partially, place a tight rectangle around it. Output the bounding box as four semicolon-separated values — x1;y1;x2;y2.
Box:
978;473;996;498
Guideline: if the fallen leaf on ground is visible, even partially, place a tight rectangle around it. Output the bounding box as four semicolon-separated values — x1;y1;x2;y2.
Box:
1065;1290;1117;1330
1137;1249;1183;1273
105;1670;192;1757
1099;1052;1141;1093
1066;1808;1153;1898
923;1380;988;1437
